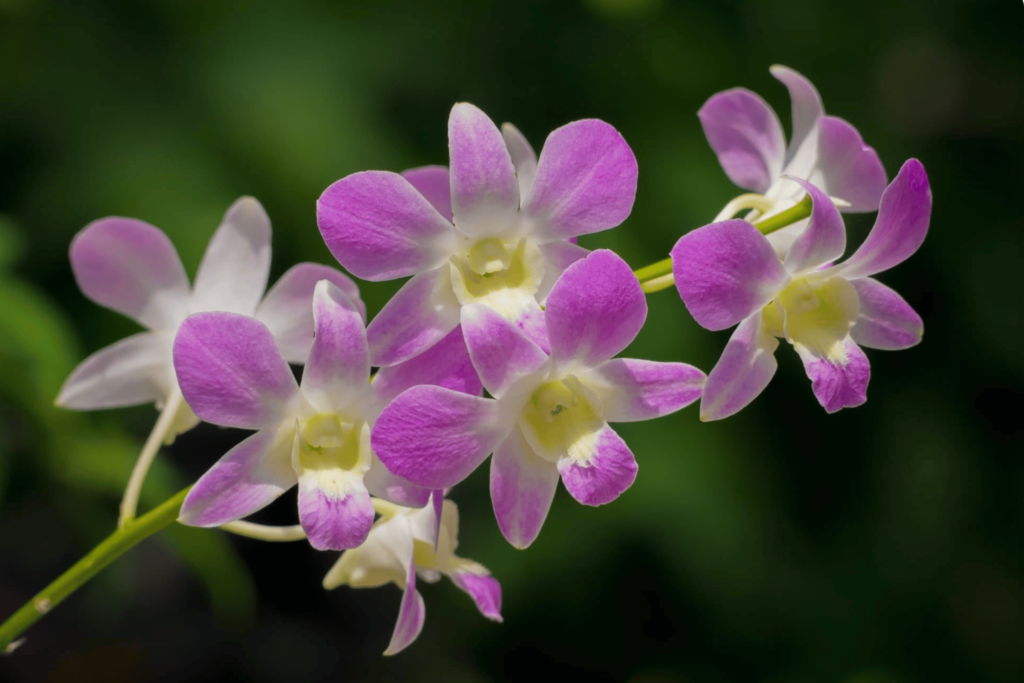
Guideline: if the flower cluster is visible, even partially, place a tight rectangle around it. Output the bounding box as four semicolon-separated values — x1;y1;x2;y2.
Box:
56;66;931;654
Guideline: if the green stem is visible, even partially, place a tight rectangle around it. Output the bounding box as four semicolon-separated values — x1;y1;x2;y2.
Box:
633;257;673;284
0;487;190;652
751;195;813;236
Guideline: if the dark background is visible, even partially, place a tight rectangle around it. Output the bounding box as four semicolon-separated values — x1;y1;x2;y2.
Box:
1;0;1022;681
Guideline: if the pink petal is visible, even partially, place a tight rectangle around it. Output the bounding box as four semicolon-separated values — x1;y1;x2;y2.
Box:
797;337;871;413
384;560;426;656
585;358;705;423
372;386;507;490
448;103;520;239
850;278;924;350
363;454;433;508
255;262;365;364
813;116;887;212
56;332;171;410
671;220;789;331
501;123;538;200
783;176;847;275
461;304;549;398
366;266;461;366
401;165;453;222
557;424;638;506
490;427;560;549
70;217;190;330
698;88;786;193
300;281;370;412
523;119;638;241
535;240;590;304
298;482;374;551
770;65;824;171
834;159;931;280
179;427;296;527
173;312;301;429
545;249;647;368
191;197;272;316
317;171;456;281
449;570;503;622
700;310;779;421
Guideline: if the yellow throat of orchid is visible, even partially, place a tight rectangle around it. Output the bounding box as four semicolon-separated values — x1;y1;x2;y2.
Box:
450;238;544;320
521;376;604;464
762;275;859;363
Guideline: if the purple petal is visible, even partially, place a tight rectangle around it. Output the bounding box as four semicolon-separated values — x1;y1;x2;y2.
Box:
545;249;647;368
671;220;790;331
783;176;846;275
449;569;503;622
536;240;590;303
363;454;433;508
813;116;887;212
300;281;370;411
698;88;786;193
372;386;507;489
173;312;301;429
700;310;779;421
501;123;538;200
797;337;871;413
191;197;272;316
401;165;453;222
366;266;461;366
448;103;520;239
317;171;456;281
70;217;190;330
490;428;560;549
461;304;549;398
850;278;924;350
557;424;637;506
770;65;824;173
56;332;171;410
256;262;365;364
523;119;638;241
384;560;426;656
179;427;296;527
585;358;705;423
298;482;374;551
834;159;931;280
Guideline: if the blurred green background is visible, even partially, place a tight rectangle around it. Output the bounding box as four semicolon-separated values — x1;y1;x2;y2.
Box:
1;0;1022;681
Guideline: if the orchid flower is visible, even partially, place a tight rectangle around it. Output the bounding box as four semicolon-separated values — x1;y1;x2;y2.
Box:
56;197;363;436
372;250;705;549
672;159;930;419
699;65;888;256
316;102;638;366
323;496;501;656
171;280;481;550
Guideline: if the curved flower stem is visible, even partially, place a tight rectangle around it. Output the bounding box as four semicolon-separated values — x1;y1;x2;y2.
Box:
751;195;813;236
712;193;776;222
0;487;190;653
220;521;306;542
118;389;184;529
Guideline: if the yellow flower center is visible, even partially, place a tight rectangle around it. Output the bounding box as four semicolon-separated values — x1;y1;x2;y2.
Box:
762;275;859;362
520;376;604;463
449;238;544;319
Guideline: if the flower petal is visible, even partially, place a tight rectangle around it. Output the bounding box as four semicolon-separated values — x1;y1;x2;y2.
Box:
460;304;549;398
783;176;847;275
173;312;303;429
671;220;790;331
501;123;538;200
323;513;413;590
523;119;638;241
557;424;637;506
56;332;172;410
833;159;931;280
698;88;786;193
449;568;503;622
179;426;296;527
384;559;426;656
448;103;520;239
317;171;457;281
401;165;453;222
70;218;190;330
300;281;370;412
700;310;779;421
489;427;560;549
770;65;824;175
372;386;507;489
796;337;871;413
297;478;375;551
363;454;433;508
255;263;365;364
191;197;272;316
850;277;924;350
545;249;647;368
368;324;482;420
535;240;590;304
366;266;462;367
583;358;705;423
811;116;887;212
